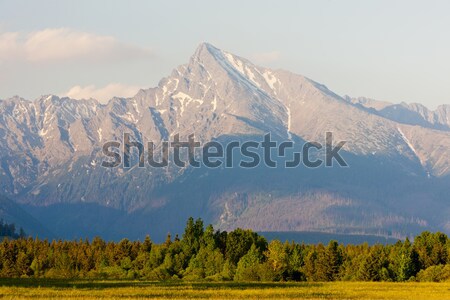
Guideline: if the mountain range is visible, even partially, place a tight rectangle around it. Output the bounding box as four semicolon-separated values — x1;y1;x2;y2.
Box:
1;43;449;241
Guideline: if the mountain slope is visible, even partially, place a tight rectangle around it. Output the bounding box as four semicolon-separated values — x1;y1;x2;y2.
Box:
0;194;54;238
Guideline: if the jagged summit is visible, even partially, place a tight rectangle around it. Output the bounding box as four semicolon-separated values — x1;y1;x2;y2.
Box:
191;42;241;62
192;42;219;57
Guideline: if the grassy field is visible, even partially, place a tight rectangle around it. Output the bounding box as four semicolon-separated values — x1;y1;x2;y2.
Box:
0;279;450;300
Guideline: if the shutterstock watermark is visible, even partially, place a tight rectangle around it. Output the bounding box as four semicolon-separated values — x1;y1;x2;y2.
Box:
101;132;348;169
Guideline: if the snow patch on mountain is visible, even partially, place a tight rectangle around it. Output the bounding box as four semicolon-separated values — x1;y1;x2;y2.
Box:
286;105;292;140
397;127;424;166
262;71;279;94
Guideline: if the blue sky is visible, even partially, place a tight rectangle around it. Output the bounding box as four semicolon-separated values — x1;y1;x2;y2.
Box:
0;0;449;107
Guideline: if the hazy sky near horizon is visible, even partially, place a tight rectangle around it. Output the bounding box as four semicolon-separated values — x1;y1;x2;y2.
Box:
0;0;449;108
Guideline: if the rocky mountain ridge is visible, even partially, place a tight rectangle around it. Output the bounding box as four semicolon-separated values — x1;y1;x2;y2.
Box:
1;43;449;240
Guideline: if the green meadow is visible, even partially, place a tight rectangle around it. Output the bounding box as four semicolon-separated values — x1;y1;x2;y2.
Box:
0;279;449;299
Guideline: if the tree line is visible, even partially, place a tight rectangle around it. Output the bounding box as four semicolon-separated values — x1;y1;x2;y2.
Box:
0;220;26;240
0;218;449;282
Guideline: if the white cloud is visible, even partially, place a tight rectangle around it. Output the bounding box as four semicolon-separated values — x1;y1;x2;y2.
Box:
63;83;142;104
0;28;152;63
251;51;281;64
